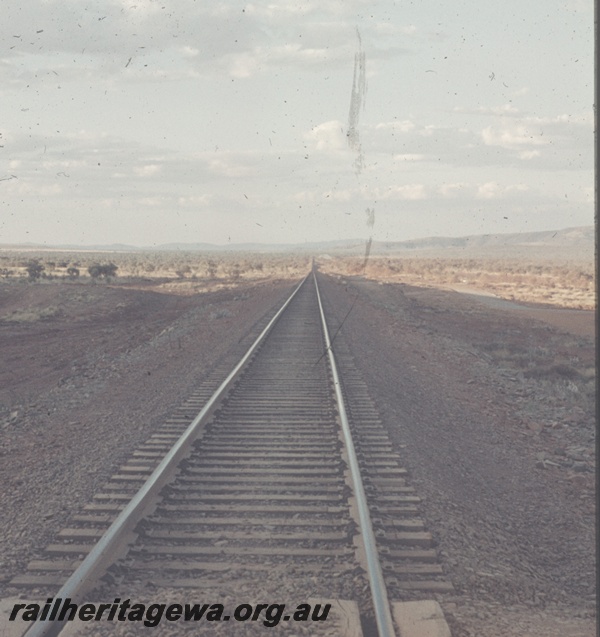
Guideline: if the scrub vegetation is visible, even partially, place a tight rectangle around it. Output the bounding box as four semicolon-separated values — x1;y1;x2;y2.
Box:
0;251;310;290
319;256;595;309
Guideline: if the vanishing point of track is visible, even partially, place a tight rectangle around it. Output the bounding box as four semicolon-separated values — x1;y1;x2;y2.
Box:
12;269;453;637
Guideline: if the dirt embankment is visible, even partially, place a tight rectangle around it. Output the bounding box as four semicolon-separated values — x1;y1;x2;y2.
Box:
0;278;295;584
319;274;595;637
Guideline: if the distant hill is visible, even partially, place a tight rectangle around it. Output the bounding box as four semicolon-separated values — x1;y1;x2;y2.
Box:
153;240;366;253
152;227;595;254
367;226;594;254
0;226;593;259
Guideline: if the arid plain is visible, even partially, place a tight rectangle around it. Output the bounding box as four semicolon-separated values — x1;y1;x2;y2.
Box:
0;240;595;636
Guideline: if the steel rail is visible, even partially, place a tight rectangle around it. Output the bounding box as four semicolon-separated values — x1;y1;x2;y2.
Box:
313;268;397;637
25;272;310;637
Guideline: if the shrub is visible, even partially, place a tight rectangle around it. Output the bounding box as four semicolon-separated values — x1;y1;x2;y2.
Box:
175;265;192;279
88;263;118;279
206;260;218;279
25;260;45;280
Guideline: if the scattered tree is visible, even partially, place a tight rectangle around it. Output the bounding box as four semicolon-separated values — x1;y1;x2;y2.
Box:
175;264;192;279
206;260;218;279
228;263;241;280
88;263;118;280
25;260;45;281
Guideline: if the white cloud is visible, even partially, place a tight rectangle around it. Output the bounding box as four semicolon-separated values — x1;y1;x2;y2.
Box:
41;183;64;196
245;0;370;19
322;189;354;202
481;125;545;149
178;195;211;207
372;22;417;36
0;0;593;246
133;164;161;177
419;125;437;137
137;196;163;207
519;150;541;160
228;53;260;78
506;184;529;193
477;182;501;199
0;0;407;90
291;190;317;204
3;179;63;197
244;2;316;18
380;184;427;200
439;182;468;198
116;0;164;15
376;120;416;132
480;112;592;168
42;159;88;171
209;157;257;178
476;182;529;199
392;153;424;161
226;41;356;77
453;103;520;116
180;46;200;58
305;120;347;152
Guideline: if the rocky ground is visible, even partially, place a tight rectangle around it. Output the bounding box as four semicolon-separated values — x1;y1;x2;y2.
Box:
0;277;293;589
0;271;596;636
319;273;595;637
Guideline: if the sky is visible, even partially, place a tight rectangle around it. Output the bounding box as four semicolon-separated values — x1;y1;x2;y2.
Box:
0;0;594;247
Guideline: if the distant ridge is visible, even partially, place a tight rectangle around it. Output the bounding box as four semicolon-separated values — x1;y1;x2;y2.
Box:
369;226;594;253
0;226;593;256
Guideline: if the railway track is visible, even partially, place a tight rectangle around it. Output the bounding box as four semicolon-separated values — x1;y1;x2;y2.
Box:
9;270;453;637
